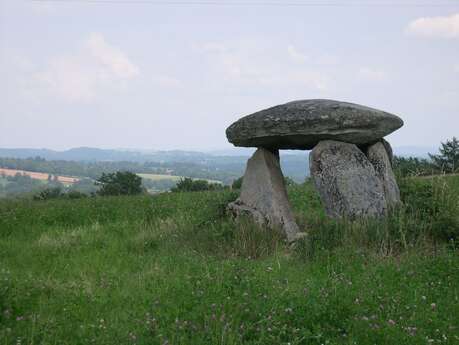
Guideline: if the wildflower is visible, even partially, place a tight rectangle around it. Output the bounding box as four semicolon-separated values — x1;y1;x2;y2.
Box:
431;303;437;310
388;319;396;326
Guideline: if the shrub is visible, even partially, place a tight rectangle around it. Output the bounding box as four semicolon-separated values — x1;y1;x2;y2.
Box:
33;187;63;200
172;177;223;192
65;190;88;199
231;176;243;190
95;171;143;196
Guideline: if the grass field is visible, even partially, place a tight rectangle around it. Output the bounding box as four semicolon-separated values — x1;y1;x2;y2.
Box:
0;177;458;344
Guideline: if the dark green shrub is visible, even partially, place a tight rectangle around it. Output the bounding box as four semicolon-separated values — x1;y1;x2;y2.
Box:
231;176;243;189
172;177;223;192
95;171;143;196
33;187;62;200
65;190;88;199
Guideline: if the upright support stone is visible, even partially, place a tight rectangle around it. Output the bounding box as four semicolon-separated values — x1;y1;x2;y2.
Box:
365;141;401;207
310;140;387;218
228;148;300;242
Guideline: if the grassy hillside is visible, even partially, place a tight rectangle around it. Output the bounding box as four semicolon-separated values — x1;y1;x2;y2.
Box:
0;177;458;344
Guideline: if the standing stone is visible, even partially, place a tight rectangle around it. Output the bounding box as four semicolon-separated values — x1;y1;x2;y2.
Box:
227;148;300;242
366;141;400;207
310;140;387;218
381;138;394;165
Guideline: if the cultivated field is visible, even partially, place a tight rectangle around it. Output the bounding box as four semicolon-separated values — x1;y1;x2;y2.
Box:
0;168;79;184
0;177;458;344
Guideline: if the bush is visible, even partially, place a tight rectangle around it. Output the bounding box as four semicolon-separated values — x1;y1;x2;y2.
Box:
33;187;63;200
95;171;143;196
65;190;88;199
231;176;243;190
172;177;223;192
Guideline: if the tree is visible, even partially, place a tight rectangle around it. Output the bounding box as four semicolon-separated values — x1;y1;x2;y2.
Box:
231;177;243;189
429;137;459;174
393;156;437;177
171;177;222;192
95;171;143;196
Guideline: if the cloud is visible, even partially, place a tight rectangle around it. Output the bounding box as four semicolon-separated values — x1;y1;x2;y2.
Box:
454;63;459;73
406;13;459;39
33;33;140;102
358;67;388;82
87;33;139;79
198;41;330;91
287;45;308;63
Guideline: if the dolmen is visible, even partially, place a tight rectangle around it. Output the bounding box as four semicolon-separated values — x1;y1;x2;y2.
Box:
226;99;403;242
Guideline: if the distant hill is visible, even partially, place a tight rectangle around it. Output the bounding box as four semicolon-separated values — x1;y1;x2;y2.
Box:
0;145;436;184
0;145;437;163
0;147;209;163
392;146;437;158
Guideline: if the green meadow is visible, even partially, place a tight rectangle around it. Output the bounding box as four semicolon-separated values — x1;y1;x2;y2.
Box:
1;177;458;344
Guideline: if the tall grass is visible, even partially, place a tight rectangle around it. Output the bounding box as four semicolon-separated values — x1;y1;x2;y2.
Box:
0;176;458;344
294;176;459;260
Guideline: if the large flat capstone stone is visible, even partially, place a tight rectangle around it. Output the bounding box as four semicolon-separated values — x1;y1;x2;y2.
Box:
227;148;300;242
226;99;403;150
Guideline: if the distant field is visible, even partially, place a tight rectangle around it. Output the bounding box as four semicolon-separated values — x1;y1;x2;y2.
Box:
0;167;79;184
138;173;222;184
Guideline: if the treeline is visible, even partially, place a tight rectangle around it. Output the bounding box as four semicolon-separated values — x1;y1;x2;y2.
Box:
0;156;238;184
393;137;458;177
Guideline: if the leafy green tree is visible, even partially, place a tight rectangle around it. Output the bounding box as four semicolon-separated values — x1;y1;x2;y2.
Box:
95;171;143;196
393;156;437;177
429;137;459;174
231;177;243;190
172;177;222;192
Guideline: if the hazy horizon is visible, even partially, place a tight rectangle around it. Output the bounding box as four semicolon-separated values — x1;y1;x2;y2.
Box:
1;1;458;151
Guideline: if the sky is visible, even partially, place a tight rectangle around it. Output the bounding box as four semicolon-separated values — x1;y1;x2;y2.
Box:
0;0;458;151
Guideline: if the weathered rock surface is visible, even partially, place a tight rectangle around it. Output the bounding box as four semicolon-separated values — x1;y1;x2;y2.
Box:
226;99;403;150
227;148;300;242
366;141;400;207
310;140;387;218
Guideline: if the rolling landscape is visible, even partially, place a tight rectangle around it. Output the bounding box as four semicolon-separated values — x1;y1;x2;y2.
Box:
1;1;458;344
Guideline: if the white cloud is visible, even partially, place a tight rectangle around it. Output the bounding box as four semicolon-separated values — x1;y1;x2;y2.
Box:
406;13;459;39
86;33;139;79
454;63;459;73
358;67;388;82
287;45;308;63
199;41;329;91
33;33;140;102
